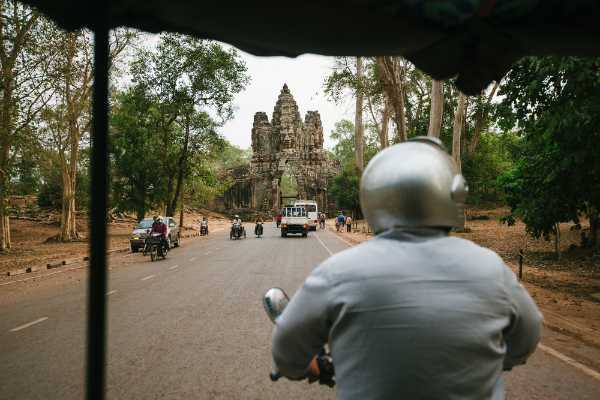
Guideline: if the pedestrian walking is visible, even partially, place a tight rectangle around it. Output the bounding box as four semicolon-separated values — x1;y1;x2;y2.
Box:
336;211;345;232
319;212;326;229
345;215;353;232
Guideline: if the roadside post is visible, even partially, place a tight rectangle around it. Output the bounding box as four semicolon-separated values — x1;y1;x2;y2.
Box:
518;249;524;280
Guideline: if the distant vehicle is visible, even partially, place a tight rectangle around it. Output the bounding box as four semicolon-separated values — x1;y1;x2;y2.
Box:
280;206;309;238
130;217;180;252
230;221;246;240
294;200;318;230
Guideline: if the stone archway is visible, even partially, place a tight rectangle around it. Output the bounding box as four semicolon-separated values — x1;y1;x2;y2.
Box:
249;84;338;214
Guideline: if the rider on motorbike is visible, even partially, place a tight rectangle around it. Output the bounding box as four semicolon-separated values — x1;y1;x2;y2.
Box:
255;215;264;236
231;215;244;237
271;137;542;399
150;215;168;253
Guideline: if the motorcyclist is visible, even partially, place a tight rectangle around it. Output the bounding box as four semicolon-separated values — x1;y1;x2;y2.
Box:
231;214;243;236
150;215;168;252
276;212;282;228
200;217;208;235
255;215;264;236
271;137;542;400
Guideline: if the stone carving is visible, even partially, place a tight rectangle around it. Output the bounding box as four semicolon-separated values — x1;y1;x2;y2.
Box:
251;84;338;212
227;83;337;214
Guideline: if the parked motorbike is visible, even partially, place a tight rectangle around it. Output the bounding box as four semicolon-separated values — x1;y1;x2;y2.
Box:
255;222;264;238
200;221;208;236
230;222;246;240
262;287;335;387
144;233;168;261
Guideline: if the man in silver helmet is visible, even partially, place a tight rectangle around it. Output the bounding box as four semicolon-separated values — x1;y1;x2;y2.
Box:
271;137;542;400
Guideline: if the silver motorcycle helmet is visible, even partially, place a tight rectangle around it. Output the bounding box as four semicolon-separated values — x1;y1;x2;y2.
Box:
360;136;468;233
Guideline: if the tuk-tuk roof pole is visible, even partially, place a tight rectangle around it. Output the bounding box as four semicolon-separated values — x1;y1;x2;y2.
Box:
86;13;109;400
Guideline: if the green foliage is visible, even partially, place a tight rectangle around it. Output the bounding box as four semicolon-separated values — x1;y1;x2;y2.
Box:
462;132;520;206
496;56;600;242
12;151;40;195
215;142;251;170
329;119;379;167
111;33;249;219
37;153;89;210
328;119;379;214
329;164;361;214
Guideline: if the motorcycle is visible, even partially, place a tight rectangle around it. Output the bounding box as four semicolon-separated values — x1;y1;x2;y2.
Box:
200;221;208;236
230;222;246;240
255;222;264;238
144;233;168;261
262;287;335;387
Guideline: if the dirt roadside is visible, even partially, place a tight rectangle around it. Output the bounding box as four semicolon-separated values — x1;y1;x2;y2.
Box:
0;209;230;277
326;212;600;350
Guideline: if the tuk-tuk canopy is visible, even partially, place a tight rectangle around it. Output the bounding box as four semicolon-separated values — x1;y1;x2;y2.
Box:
22;0;600;94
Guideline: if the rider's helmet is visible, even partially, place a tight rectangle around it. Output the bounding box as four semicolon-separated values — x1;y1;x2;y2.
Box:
235;215;240;219
153;215;158;222
360;136;468;233
157;215;163;223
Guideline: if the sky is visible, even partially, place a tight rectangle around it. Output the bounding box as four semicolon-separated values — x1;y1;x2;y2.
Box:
217;51;354;150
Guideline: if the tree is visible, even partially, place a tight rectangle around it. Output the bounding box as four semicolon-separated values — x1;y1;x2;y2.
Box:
0;1;54;250
375;56;408;142
427;80;443;137
354;57;365;171
497;56;600;250
129;33;248;217
452;92;467;173
110;87;164;221
41;28;135;241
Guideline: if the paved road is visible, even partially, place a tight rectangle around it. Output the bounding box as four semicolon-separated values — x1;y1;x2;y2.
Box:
1;224;599;399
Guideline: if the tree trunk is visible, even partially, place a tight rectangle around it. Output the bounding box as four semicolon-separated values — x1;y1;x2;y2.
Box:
452;92;467;231
0;82;14;251
179;188;184;228
452;92;467;173
380;102;391;149
168;114;191;216
354;56;365;172
554;223;561;260
375;56;407;142
428;80;444;138
467;81;499;155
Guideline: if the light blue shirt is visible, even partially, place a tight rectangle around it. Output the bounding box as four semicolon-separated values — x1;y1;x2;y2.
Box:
272;228;542;400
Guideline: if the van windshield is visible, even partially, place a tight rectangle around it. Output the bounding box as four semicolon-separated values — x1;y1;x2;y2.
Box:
284;207;306;217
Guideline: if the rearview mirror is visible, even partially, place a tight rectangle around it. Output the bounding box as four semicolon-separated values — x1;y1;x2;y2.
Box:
262;287;289;323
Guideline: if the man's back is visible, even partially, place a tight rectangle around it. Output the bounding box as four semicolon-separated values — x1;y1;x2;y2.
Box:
272;230;542;400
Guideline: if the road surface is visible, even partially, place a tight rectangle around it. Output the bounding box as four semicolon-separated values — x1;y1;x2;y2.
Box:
1;224;599;399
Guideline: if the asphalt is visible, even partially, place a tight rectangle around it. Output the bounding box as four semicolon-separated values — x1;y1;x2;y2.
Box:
1;224;599;399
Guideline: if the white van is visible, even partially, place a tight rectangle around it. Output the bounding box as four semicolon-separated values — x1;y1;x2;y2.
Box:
294;200;318;230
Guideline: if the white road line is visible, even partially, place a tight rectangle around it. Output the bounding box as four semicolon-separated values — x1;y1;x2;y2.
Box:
141;274;156;281
539;343;600;381
10;317;48;332
189;257;197;262
168;264;179;270
314;233;334;256
204;252;210;255
106;290;117;296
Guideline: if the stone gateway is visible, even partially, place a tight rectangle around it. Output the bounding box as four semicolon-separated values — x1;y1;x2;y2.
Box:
222;84;337;215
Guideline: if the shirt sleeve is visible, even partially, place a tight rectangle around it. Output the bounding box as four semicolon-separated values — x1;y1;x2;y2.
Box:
272;265;333;379
502;265;543;370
